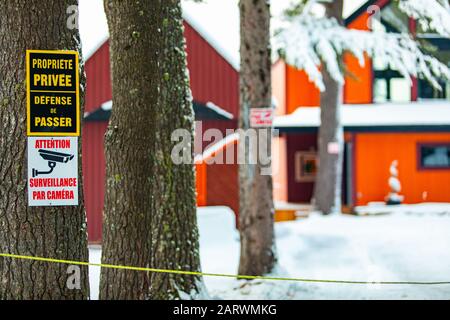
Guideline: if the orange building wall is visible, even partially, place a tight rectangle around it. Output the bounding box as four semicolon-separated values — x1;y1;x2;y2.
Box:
281;13;374;114
273;135;288;202
344;52;372;104
196;141;239;223
344;13;373;104
272;60;287;116
355;132;450;206
196;162;207;206
286;65;321;113
206;161;239;218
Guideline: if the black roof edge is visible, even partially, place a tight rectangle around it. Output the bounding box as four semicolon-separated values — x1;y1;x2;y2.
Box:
84;100;235;122
276;125;450;134
345;0;388;26
192;101;234;121
344;0;450;51
84;108;110;122
418;36;450;51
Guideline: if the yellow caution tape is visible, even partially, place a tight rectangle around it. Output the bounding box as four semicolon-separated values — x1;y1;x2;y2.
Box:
1;253;450;285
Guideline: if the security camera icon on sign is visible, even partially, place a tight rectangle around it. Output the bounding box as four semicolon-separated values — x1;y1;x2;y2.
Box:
32;150;75;178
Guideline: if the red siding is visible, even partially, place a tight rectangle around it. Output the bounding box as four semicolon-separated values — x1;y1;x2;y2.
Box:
83;21;239;243
84;23;239;117
196;140;239;226
206;161;239;225
184;22;239;117
286;133;317;203
196;120;238;152
84;42;111;114
82;121;108;244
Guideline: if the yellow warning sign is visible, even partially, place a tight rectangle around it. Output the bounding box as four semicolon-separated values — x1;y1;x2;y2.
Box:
26;50;80;136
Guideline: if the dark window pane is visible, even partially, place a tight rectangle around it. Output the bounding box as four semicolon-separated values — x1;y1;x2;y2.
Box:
419;79;447;99
420;145;450;169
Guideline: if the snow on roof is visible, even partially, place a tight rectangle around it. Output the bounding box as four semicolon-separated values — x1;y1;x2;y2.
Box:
78;0;109;60
79;0;362;65
182;0;321;70
343;0;369;18
86;99;233;121
101;100;112;111
274;100;450;129
182;0;240;70
194;132;239;164
205;102;234;120
78;0;242;66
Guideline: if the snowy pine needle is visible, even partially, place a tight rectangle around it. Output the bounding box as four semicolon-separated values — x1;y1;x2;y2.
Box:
275;14;450;91
398;0;450;38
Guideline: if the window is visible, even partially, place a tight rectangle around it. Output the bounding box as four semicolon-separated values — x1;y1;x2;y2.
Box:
419;79;448;100
391;78;411;102
373;68;409;103
295;151;318;182
419;144;450;169
374;79;387;103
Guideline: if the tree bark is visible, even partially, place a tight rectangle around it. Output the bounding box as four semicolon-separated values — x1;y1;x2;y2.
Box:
100;0;203;300
148;0;203;300
99;0;159;300
0;0;90;299
313;0;345;215
238;0;277;276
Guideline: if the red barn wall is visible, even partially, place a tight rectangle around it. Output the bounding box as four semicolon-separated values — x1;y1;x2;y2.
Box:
195;139;239;225
206;162;239;222
184;22;239;117
84;42;111;114
82;121;108;244
83;21;240;243
84;22;239;117
205;144;239;223
196;120;237;152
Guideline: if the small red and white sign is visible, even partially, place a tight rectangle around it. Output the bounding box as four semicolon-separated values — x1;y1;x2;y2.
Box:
327;142;341;155
27;137;78;206
250;108;274;128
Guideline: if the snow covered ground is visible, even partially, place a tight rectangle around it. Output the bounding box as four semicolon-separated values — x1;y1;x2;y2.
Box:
89;204;450;300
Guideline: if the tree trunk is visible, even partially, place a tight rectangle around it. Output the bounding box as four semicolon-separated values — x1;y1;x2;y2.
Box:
0;0;90;299
99;0;159;300
100;0;203;300
238;0;277;276
148;0;203;300
313;0;345;215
